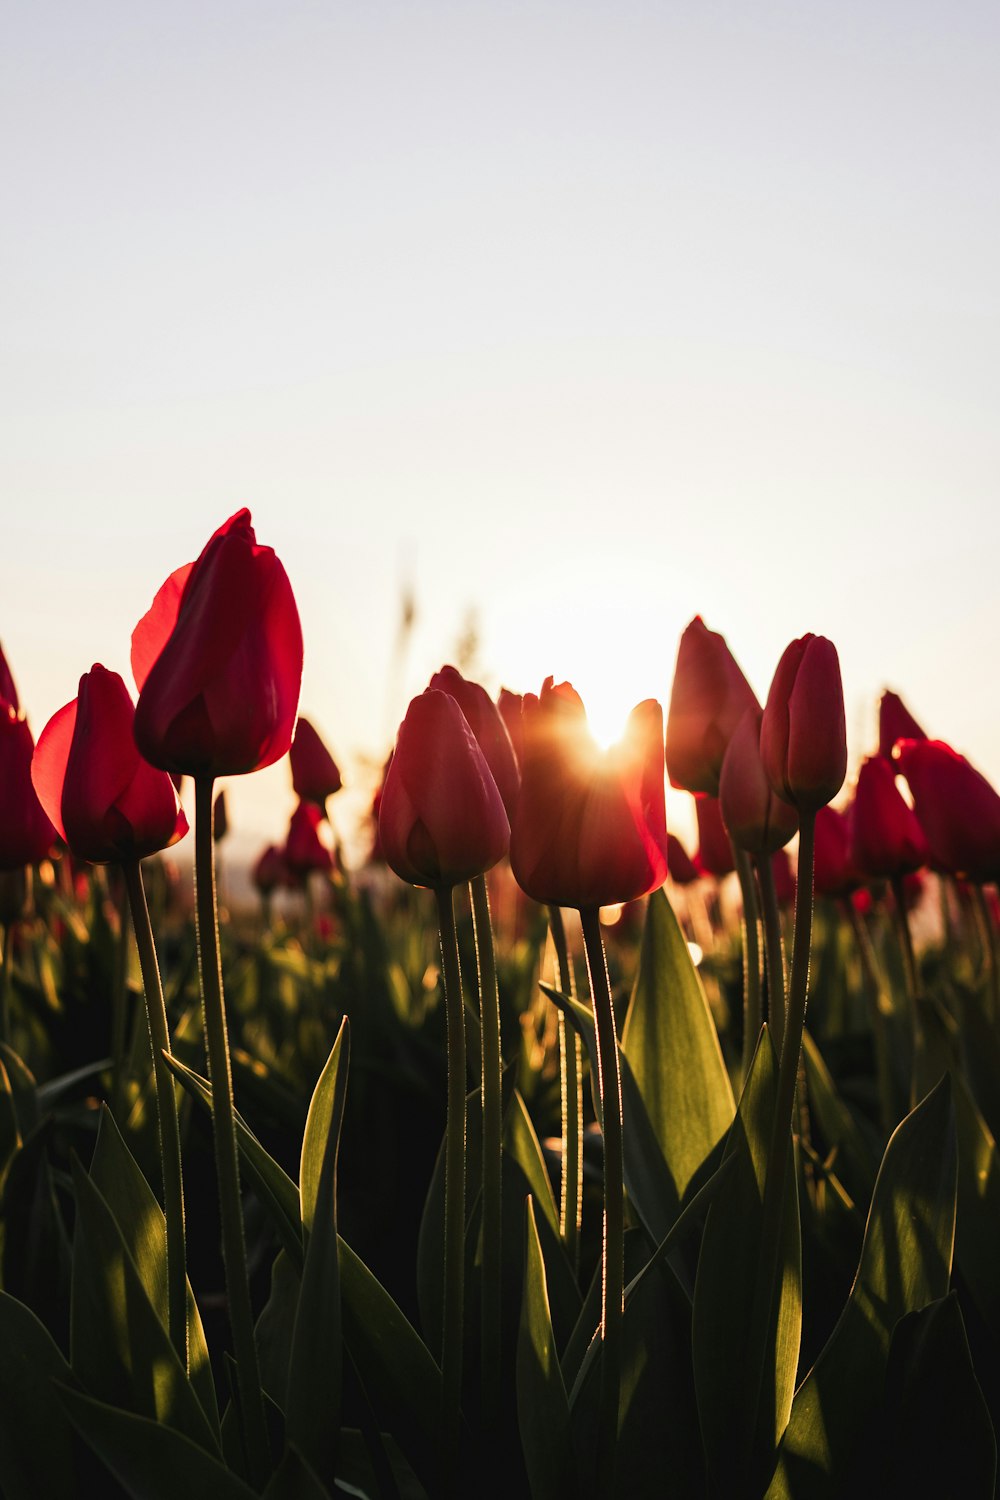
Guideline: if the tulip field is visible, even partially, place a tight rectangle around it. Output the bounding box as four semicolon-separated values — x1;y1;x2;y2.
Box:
2;513;1000;1499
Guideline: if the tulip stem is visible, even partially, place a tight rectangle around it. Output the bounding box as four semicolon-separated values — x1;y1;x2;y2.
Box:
109;874;131;1122
122;857;189;1368
469;874;503;1437
579;905;623;1497
889;877;923;1104
756;856;786;1060
549;904;582;1274
193;776;270;1488
843;898;895;1136
734;844;763;1084
434;883;467;1492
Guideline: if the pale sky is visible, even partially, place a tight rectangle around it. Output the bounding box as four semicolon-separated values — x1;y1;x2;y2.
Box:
3;1;998;858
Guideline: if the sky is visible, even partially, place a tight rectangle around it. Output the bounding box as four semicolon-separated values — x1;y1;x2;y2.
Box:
3;1;998;860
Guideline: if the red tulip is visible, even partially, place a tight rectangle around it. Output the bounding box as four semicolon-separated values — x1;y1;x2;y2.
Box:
32;665;187;864
429;665;520;819
0;643;19;713
760;634;846;811
497;688;524;769
253;843;293;895
813;805;860;898
719;707;799;858
770;847;797;909
666;833;700;886
694;794;735;878
665;616;759;796
878;690;926;762
894;739;1000;884
285;800;333;876
132;510;303;777
213;789;229;843
0;707;55;870
510;679;668;909
850;755;928;879
379;690;510;888
290;717;342;808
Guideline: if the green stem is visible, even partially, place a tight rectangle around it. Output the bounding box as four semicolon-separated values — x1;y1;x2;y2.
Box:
122;858;189;1367
756;856;786;1060
549;904;582;1274
579;906;623;1497
110;875;131;1121
844;897;895;1136
743;810;816;1482
970;884;1000;1023
734;844;763;1084
889;876;923;1106
193;776;270;1487
434;883;467;1492
469;874;502;1432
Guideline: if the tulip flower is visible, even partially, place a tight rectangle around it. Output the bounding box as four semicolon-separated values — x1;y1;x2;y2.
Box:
0;643;19;713
290;717;343;810
665;616;759;796
666;832;700;886
0;707;55;871
894;739;1000;884
694;794;736;879
497;687;524;768
253;842;293;895
132;509;303;778
510;679;668;909
719;707;799;858
850;755;928;880
813;805;860;898
285;800;334;876
760;634;847;811
770;848;796;909
380;690;510;889
429;665;520;819
213;789;229;844
878;689;926;762
32;666;187;865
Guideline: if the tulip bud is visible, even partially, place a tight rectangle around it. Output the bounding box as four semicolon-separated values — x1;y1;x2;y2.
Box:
253;843;292;895
213;789;229;844
665;617;759;796
290;717;343;809
429;665;520;819
666;833;700;886
894;739;1000;884
0;707;55;870
285;800;333;876
850;755;928;879
719;707;799;858
0;642;20;713
510;679;668;909
694;794;735;878
878;690;926;763
379;690;510;888
760;634;847;811
32;665;187;864
813;805;860;898
497;688;524;769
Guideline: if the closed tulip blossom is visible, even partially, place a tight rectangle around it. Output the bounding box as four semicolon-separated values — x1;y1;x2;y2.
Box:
894;739;1000;884
290;717;343;809
0;706;55;870
132;509;303;778
32;666;187;864
253;842;293;895
379;690;510;889
878;690;926;762
760;634;847;811
813;805;861;898
694;794;736;879
510;679;668;910
667;832;700;886
850;755;928;880
665;616;759;796
719;707;799;858
429;665;520;819
0;643;20;712
285;800;333;877
497;687;525;769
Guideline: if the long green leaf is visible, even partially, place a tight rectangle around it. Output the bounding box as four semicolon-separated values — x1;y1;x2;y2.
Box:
57;1384;256;1500
517;1196;576;1500
90;1105;219;1434
286;1018;350;1485
69;1158;219;1456
766;1076;957;1498
691;1027;801;1497
621;889;735;1206
0;1293;77;1500
953;1073;1000;1342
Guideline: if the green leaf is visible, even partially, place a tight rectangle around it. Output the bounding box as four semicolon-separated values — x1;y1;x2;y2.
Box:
286;1018;350;1485
164;1051;303;1267
0;1054;21;1183
691;1028;802;1496
57;1384;256;1500
0;1293;77;1500
517;1196;576;1500
801;1029;877;1208
262;1443;332;1500
69;1158;220;1456
952;1073;1000;1342
89;1105;219;1434
256;1250;302;1408
0;1042;38;1139
339;1236;445;1497
766;1076;957;1499
621;889;735;1207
